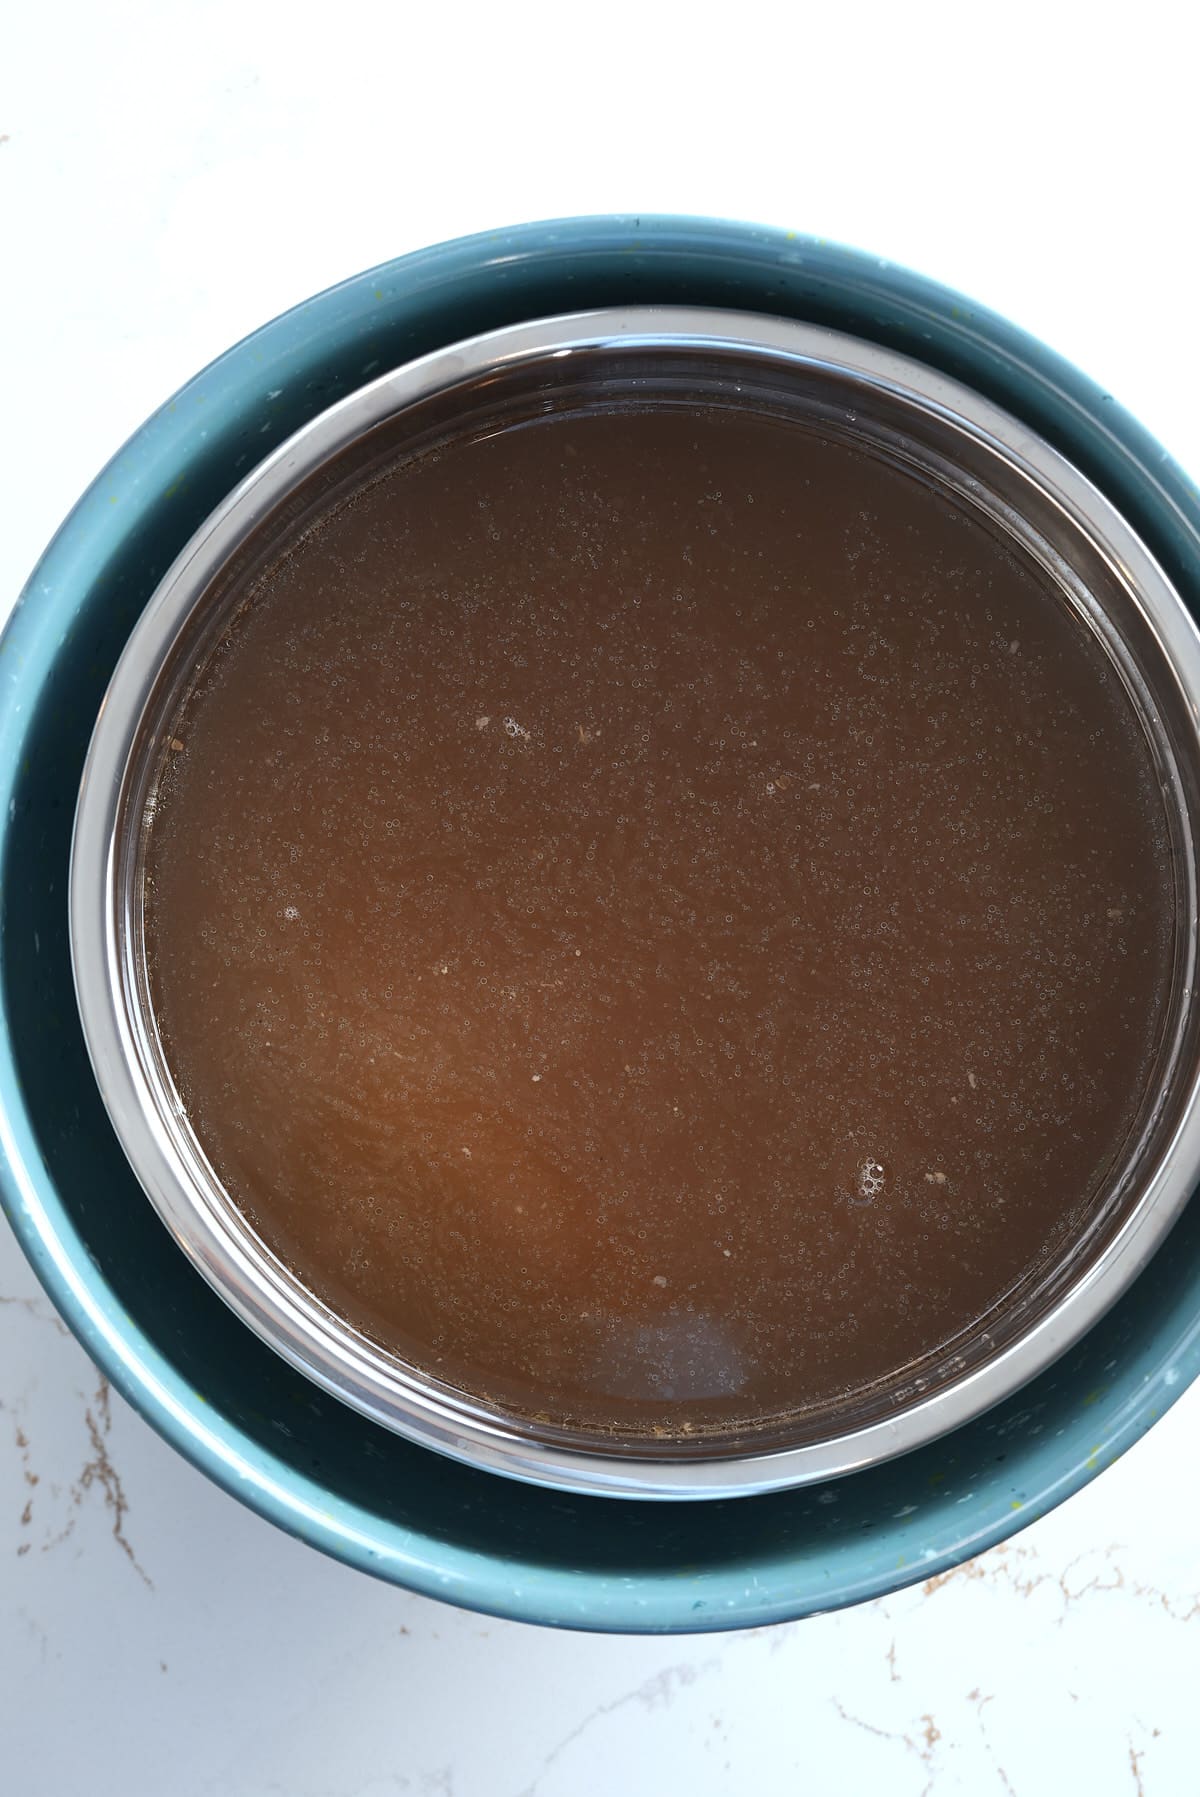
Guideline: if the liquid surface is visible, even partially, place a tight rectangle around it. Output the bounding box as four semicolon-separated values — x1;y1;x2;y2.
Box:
144;404;1175;1438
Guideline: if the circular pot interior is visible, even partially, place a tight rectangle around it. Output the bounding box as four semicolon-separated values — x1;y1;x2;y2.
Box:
3;216;1200;1629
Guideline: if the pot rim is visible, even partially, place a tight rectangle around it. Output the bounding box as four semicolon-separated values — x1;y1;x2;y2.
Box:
69;301;1200;1499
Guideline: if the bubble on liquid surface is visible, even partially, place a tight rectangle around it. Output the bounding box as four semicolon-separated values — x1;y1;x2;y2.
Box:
857;1157;886;1201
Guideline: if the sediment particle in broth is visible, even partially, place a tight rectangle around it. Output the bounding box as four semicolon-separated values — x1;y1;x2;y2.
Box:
143;404;1175;1437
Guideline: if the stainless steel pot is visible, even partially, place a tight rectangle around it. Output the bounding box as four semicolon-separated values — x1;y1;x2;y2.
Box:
70;307;1200;1497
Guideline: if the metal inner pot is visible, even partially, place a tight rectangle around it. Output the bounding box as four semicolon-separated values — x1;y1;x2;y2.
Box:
70;308;1200;1498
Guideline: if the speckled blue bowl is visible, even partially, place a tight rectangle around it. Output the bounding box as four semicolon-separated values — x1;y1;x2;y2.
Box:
3;216;1200;1633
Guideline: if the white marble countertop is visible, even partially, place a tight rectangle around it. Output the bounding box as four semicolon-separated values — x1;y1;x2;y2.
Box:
3;4;1199;1791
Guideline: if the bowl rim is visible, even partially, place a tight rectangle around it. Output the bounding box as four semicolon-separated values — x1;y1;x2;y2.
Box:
4;213;1200;1630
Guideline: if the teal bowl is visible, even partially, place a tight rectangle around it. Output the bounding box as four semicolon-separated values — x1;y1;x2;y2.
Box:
3;216;1200;1632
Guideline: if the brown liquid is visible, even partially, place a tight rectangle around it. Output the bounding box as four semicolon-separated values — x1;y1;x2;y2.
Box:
144;404;1175;1439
